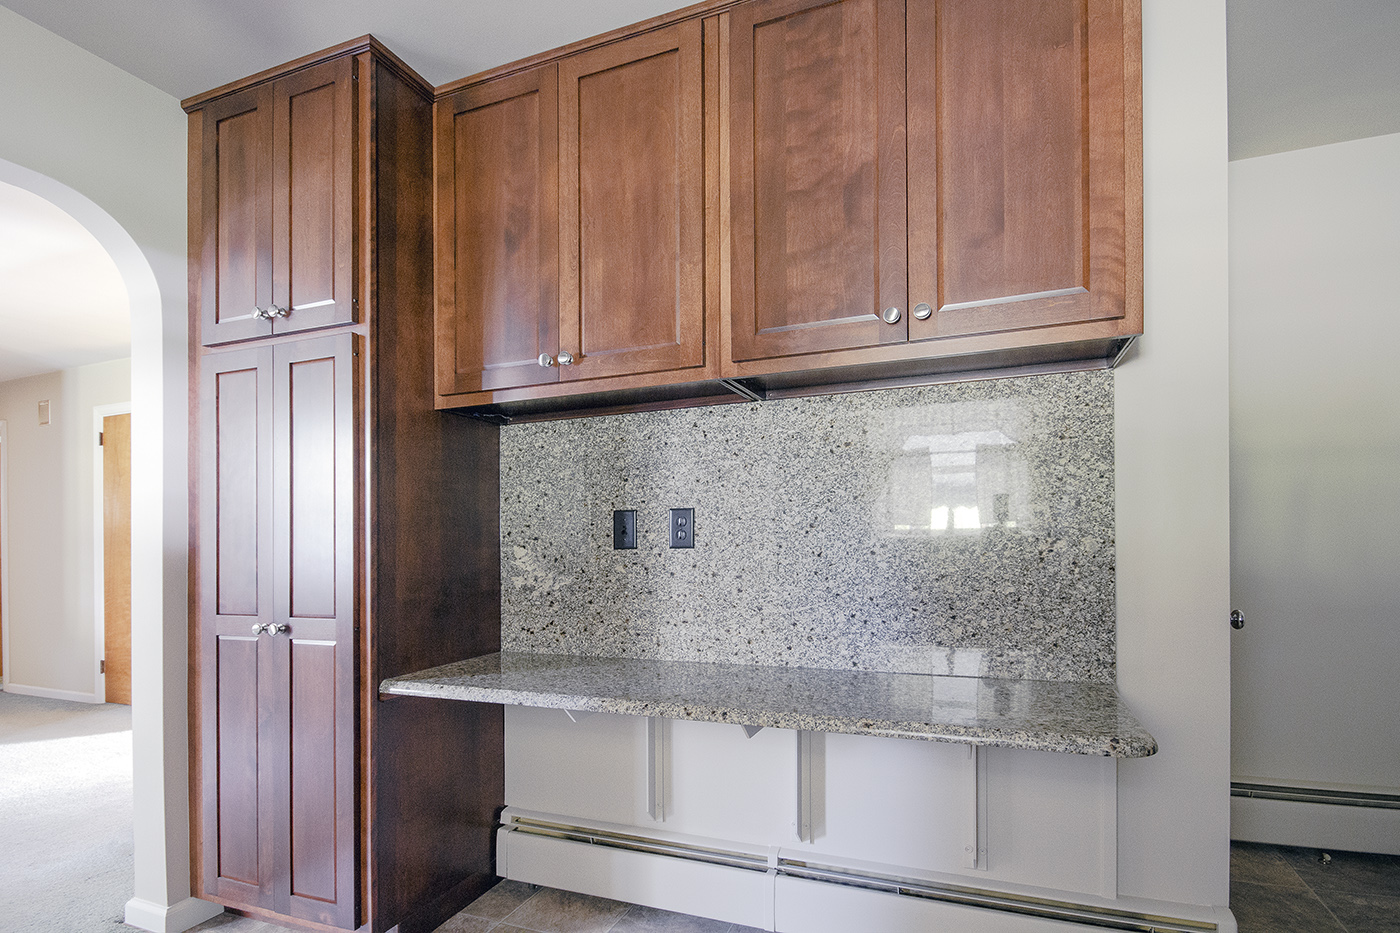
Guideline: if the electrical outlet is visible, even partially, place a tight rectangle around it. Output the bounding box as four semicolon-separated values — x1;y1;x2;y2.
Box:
669;508;695;548
613;509;637;549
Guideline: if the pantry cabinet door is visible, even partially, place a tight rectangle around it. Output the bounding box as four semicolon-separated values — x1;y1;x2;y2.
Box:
200;88;275;345
435;65;561;395
906;0;1133;341
557;19;707;382
270;56;356;336
729;0;908;362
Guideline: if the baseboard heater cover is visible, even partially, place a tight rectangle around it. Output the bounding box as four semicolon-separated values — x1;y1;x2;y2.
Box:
502;816;1216;933
1231;782;1400;810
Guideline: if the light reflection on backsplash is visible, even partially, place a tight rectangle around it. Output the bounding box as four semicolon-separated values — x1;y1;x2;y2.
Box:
499;371;1115;683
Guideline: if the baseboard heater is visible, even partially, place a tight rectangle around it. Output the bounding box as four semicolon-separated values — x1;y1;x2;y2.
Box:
503;816;1216;933
1231;781;1400;810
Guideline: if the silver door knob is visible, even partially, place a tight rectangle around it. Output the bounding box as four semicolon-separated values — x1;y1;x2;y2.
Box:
252;307;271;321
268;623;289;635
881;306;902;324
913;302;932;320
1230;610;1245;630
557;351;575;365
251;623;268;634
538;353;556;367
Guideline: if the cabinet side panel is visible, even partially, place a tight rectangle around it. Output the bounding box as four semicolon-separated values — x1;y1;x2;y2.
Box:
215;367;261;616
289;639;340;904
216;635;262;886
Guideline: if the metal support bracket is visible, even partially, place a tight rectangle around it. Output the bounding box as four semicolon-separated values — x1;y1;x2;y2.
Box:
963;744;988;870
647;717;668;822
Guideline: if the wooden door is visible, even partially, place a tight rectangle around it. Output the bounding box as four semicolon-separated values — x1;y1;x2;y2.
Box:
905;0;1131;341
200;86;275;345
199;344;276;912
271;57;356;336
268;334;358;929
198;336;357;928
729;0;908;362
101;413;132;706
558;20;707;382
435;65;560;395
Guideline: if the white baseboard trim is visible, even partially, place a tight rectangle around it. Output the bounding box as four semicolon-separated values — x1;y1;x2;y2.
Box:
3;682;100;703
1232;795;1400;856
124;896;223;933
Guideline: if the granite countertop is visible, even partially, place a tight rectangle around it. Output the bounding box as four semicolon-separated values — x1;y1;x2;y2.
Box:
380;651;1157;758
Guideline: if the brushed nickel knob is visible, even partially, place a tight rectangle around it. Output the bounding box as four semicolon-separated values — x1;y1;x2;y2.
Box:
268;305;289;318
268;623;289;635
1230;610;1245;630
252;307;271;321
538;353;556;367
881;306;902;324
557;351;576;366
251;623;268;635
913;302;933;321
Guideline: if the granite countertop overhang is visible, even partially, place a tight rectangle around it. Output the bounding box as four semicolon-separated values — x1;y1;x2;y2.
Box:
380;651;1157;758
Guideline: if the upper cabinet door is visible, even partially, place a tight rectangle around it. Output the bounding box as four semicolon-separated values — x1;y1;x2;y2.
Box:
199;56;356;345
435;65;560;395
906;0;1131;341
729;0;909;362
271;56;356;336
558;20;707;382
201;86;275;345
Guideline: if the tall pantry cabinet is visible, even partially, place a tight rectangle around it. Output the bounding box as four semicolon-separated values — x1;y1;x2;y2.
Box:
185;38;503;933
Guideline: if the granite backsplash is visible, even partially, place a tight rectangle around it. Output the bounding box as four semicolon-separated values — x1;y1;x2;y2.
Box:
499;371;1116;683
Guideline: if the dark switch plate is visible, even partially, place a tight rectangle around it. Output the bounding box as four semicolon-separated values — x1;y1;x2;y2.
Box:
613;509;637;549
669;508;695;548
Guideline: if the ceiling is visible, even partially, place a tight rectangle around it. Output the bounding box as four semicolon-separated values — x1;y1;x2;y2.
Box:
1;0;1398;384
0;181;129;384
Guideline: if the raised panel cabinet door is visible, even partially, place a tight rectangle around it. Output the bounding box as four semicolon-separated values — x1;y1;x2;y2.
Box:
729;0;908;362
269;334;358;928
271;56;357;335
198;345;276;910
558;19;706;382
906;0;1132;341
435;65;560;395
201;87;275;345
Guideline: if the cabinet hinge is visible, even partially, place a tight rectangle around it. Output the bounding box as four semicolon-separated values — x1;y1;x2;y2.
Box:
98;432;104;446
100;659;106;674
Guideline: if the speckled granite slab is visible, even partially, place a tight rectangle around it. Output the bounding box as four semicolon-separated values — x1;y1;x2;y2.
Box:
500;371;1116;683
381;652;1157;758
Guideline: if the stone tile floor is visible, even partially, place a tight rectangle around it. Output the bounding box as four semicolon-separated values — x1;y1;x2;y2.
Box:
1230;841;1400;933
184;842;1400;933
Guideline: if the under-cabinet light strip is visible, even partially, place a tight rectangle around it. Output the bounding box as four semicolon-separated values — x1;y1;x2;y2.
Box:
501;817;1217;933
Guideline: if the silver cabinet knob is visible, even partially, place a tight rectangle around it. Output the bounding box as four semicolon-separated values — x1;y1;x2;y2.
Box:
881;306;902;324
268;305;289;319
268;623;289;635
251;623;268;635
913;302;932;320
252;307;271;321
538;353;556;367
557;351;575;366
1230;610;1245;630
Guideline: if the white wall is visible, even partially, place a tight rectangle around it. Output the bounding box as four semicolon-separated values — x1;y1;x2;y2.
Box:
0;7;212;930
1114;0;1232;910
1229;134;1400;799
0;359;130;698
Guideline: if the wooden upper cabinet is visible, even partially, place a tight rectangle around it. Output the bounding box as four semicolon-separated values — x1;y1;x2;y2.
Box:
435;19;708;404
435;65;560;396
199;56;355;345
558;20;706;383
729;0;908;362
730;0;1140;368
906;0;1130;342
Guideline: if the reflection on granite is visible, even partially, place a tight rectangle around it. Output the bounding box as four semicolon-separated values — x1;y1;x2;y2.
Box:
381;652;1157;758
501;372;1116;682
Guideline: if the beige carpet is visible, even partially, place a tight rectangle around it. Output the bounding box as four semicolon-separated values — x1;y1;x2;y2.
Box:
0;690;135;932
